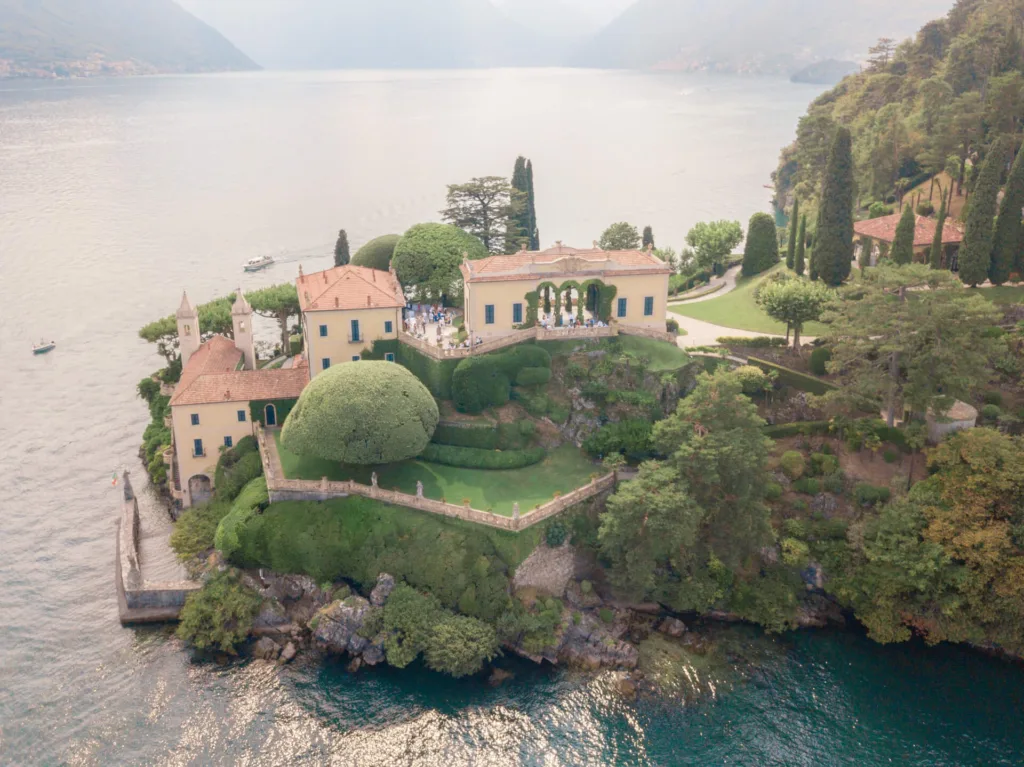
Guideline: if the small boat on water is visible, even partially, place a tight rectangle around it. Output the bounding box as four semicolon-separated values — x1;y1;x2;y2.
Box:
33;340;56;355
244;254;275;272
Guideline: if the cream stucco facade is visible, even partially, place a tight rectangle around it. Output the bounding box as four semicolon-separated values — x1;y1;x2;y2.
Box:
172;400;256;505
302;306;400;376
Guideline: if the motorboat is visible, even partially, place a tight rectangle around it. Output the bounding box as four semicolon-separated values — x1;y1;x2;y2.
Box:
33;340;56;355
244;254;275;272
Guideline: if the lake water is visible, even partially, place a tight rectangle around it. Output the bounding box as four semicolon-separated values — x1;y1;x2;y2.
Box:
2;69;1023;766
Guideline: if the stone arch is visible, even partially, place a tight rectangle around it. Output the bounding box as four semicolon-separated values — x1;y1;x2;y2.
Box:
580;279;616;322
558;280;584;322
188;474;213;506
536;281;561;325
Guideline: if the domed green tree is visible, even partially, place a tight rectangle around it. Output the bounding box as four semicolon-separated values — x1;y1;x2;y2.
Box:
352;234;401;271
282;362;439;465
392;223;488;305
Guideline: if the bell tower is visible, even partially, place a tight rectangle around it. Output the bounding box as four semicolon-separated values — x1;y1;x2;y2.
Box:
232;288;256;371
176;291;200;367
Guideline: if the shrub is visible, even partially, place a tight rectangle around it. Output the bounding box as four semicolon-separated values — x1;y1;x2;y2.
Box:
283;362;439;464
822;472;845;495
792;478;821;495
176;570;261;655
546;520;568;548
420;444;546;470
215;478;268;561
765;482;783;501
432;424;499;450
809;452;838;476
869;202;894;219
137;377;160;404
883;449;900;464
779;451;806;480
666;318;680;334
351;234;401;271
547;405;571;425
582;420;654;463
981;404;1002;422
171;500;232;561
782;518;807;538
781;538;811;567
791;499;809;512
452;356;511;414
424;615;500;678
763;421;831;439
398;344;459;399
915;201;935;217
580;580;593;594
983;391;1004;407
809;347;832;376
516;367;552;387
717;336;788;348
496;345;551;379
214;437;262;502
854;483;891;507
598;608;615;624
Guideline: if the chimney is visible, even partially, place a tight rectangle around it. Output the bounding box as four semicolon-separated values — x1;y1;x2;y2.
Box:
366;295;371;307
335;297;339;308
323;271;328;282
298;264;304;279
225;389;231;400
304;291;311;304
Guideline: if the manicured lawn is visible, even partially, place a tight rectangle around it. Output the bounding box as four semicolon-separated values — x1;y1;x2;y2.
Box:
978;285;1024;306
669;265;829;337
617;335;690;371
273;433;600;517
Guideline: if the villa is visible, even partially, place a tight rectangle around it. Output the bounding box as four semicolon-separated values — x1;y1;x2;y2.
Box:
853;212;964;267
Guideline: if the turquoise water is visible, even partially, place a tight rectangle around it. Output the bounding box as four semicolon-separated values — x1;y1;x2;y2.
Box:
2;70;1023;765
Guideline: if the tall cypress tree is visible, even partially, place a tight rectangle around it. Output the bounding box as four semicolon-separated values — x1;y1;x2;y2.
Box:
786;198;800;270
960;137;1008;286
815;127;856;286
859;235;873;272
334;229;350;266
890;204;917;265
795;215;807;276
642;225;655;249
991;142;1024;285
526;160;539;249
930;193;947;270
508;157;531;253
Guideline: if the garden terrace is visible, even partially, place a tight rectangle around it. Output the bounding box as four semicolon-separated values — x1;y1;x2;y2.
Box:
260;426;617;531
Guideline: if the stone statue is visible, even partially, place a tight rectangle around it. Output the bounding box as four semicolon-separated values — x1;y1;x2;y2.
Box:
416;481;424;498
371;472;378;488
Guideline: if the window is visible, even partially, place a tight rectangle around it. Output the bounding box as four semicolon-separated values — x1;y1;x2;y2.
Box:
512;303;523;324
617;298;627;318
319;324;328;337
193;438;204;457
352;355;361;362
322;358;331;370
485;304;495;324
190;413;200;426
384;320;393;334
350;319;361;342
224;436;233;448
385;353;396;362
237;410;246;422
644;296;654;316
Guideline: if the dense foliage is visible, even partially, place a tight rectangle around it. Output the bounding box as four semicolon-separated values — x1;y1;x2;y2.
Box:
741;213;780;277
282;362;439;464
598;222;641;250
392;223;488;304
686;220;744;272
450;356;511;414
246;283;300;351
509;157;540;252
991;140;1024;283
441;177;523;254
959;136;1007;284
138;294;234;363
420;444;547;470
352;234;401;271
213;436;263;502
176;571;261;655
813;127;855;286
582;420;655;464
334;229;350;267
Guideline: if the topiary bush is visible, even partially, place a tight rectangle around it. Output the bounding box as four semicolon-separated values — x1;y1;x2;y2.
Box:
779;451;806;480
451;356;511;414
282;362;439;464
516;367;552;387
742;212;781;277
420;444;546;470
810;347;832;376
351;234;401;271
496;344;551;380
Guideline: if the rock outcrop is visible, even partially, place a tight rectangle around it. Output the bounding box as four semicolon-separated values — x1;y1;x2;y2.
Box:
310;574;394;667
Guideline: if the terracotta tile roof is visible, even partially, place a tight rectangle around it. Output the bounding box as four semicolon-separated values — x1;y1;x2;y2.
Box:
854;213;964;247
462;244;672;283
171;335;242;406
171;368;308;406
296;265;405;312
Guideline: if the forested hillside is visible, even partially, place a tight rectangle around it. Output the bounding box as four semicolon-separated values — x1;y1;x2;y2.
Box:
0;0;258;77
775;0;1024;213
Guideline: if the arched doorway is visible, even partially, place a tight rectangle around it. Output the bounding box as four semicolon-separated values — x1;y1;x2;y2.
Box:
265;404;277;426
188;474;213;506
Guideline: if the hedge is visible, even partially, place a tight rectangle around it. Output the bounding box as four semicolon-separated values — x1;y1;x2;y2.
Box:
420;444;547;470
361;338;400;361
748;357;836;395
717;336;789;348
451;357;511;414
250;398;298;426
494;344;551;380
398;344;459;399
214;437;263;502
809;347;832;376
517;367;552;387
431;421;534;451
763;421;831;439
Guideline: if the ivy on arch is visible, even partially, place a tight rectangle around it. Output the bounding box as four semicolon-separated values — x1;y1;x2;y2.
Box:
536;281;562;326
558;280;583;323
580;279;617;322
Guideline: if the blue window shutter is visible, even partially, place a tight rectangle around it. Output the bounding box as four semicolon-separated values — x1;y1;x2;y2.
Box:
322;358;331;370
193;438;203;456
485;305;495;324
644;297;654;316
224;436;233;448
385;353;395;362
351;319;360;341
237;410;246;422
352;355;361;362
385;320;393;334
513;303;523;324
191;413;200;426
617;298;627;318
319;324;328;337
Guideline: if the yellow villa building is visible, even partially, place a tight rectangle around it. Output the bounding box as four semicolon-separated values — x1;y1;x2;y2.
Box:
167;291;307;507
460;243;672;339
297;264;406;378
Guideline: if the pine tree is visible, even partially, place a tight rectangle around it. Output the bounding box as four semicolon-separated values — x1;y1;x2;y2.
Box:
795;215;807;276
960;137;1008;286
642;225;655;249
334;229;350;266
742;212;780;277
930;193;947;270
814;127;856;286
786;198;800;270
990;143;1024;285
526;160;539;249
890;204;917;265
